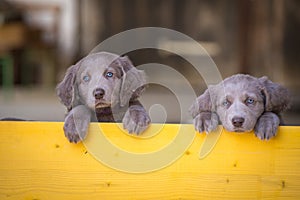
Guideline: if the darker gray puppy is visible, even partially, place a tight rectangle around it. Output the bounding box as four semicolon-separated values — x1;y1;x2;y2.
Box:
189;74;290;140
57;52;150;143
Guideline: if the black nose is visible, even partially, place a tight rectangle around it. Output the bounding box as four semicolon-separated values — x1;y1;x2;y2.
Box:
232;117;245;127
93;88;105;99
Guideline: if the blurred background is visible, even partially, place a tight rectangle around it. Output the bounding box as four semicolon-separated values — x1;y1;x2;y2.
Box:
0;0;299;124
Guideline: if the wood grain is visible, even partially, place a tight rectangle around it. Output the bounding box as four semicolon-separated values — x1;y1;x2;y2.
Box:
0;122;299;199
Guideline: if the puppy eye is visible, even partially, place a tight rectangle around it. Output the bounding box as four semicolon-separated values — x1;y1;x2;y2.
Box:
83;75;90;82
246;98;255;105
105;72;114;78
222;100;231;107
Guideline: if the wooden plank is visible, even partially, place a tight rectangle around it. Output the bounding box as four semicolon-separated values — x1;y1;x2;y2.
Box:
0;122;299;199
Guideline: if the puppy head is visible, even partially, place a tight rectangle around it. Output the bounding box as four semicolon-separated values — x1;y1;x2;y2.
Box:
216;75;265;132
190;74;290;133
57;52;146;111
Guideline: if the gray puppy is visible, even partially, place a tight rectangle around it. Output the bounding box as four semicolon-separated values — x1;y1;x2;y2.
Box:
57;52;150;143
189;74;290;140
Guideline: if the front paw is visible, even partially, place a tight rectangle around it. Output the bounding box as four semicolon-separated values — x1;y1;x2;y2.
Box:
64;114;81;143
193;111;218;133
63;105;91;143
254;112;280;140
122;106;151;135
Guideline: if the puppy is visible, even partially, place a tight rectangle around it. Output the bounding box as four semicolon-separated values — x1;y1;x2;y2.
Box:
57;52;151;143
189;74;290;140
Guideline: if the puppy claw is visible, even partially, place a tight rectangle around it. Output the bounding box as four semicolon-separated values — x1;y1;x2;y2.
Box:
64;122;82;143
123;107;150;135
193;111;218;134
254;112;280;140
63;109;90;143
123;122;149;135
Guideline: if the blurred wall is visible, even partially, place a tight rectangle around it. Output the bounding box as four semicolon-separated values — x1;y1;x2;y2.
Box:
1;0;299;123
78;0;299;84
7;0;78;68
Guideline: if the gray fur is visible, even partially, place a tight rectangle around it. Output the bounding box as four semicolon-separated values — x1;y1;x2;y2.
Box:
57;52;150;143
189;74;290;140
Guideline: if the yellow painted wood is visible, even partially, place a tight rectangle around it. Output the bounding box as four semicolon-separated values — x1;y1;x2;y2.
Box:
0;121;300;199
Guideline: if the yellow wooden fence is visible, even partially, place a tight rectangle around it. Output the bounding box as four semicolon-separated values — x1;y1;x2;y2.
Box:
0;121;299;199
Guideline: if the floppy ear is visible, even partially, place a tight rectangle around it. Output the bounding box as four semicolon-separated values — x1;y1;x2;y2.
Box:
259;76;291;113
189;86;215;118
56;64;80;111
116;56;147;107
